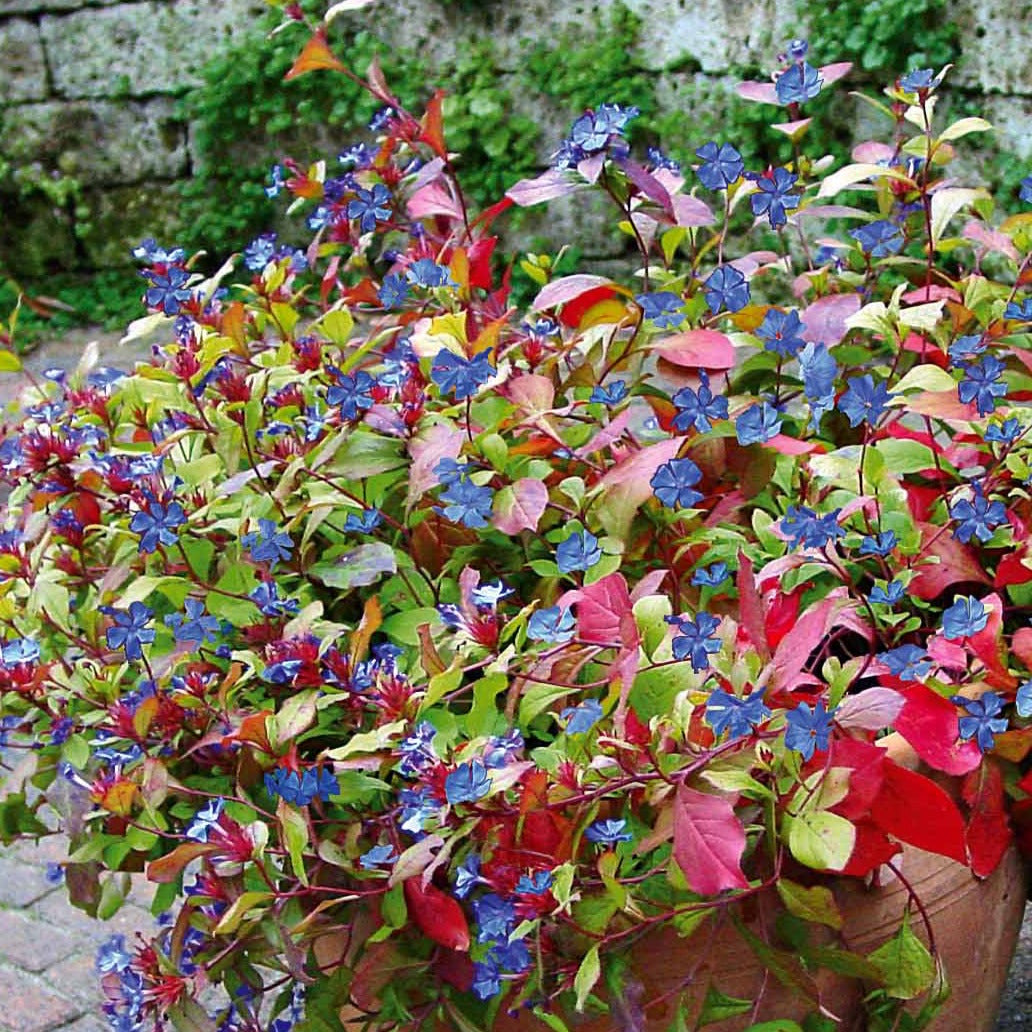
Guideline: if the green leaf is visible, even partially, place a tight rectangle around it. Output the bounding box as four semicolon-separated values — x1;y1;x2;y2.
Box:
573;943;601;1012
873;439;937;476
272;689;318;749
786;810;856;871
381;882;407;928
467;672;508;738
318;307;354;345
0;349;22;372
309;543;397;590
868;913;935;999
280;805;310;886
741;1022;804;1032
531;1009;572;1032
890;364;957;395
214;891;273;934
776;878;843;930
167;999;218;1032
519;682;576;726
698;985;753;1025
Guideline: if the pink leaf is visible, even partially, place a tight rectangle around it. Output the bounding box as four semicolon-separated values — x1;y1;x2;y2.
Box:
672;194;716;228
800;293;861;346
406;422;465;505
407;182;463;221
630;569;668;604
835;688;905;731
819;61;853;86
901;284;963;304
673;785;750;895
575;409;631;459
577;152;607;184
963;220;1019;260
852;141;895;163
654;329;735;370
772;591;863;690
558;573;639;649
618;159;674;217
735;79;779;104
596;437;682;538
893;683;982;775
533;275;613;312
766;434;819;455
506;169;583;207
736;551;769;661
501;373;555;416
492;479;549;535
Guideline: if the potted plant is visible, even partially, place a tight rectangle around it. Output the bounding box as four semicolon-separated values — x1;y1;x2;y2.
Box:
0;6;1029;1031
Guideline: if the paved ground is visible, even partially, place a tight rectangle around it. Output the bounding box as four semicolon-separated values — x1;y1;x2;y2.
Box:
0;328;1028;1030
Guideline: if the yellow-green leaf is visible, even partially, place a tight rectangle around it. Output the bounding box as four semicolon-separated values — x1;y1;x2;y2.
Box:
868;913;935;999
776;878;843;930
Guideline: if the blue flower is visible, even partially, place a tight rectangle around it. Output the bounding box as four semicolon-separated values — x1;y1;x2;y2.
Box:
344;509;383;534
850;220;904;258
359;844;397;870
784;700;834;760
942;595;989;640
566;103;639;154
44;862;64;885
243;232;279;272
950;485;1007;543
433;458;474;486
695;141;744;190
164;598;220;646
242;519;294;567
870;581;905;605
144;266;194;316
378;274;409;308
948;334;987;365
265;768;339;806
590;380;628;405
556;529;603;573
431;348;494;400
786;38;809;59
585;818;633;845
471;958;502;1000
704;265;750;313
264;164;286;198
398;787;439;833
407;258;456;289
986;418;1022;444
483;728;524;768
96;935;133;974
515;871;553;896
397;722;438;777
185;797;225;843
647;147;681;173
899;68;936;92
735;402;783;445
780;505;844;550
473;893;516;942
327;369;376;420
692;562;729;587
750;168;801;229
1021;176;1032;204
775;61;823;105
859;530;898;557
838;374;894;427
105;602;155;661
666;611;721;672
347;184;391;232
953;692;1008;752
445;760;491;805
1;638;40;667
133;239;186;265
527;606;576;644
672;371;729;433
799;342;838;429
959;355;1007;415
561;699;604;735
1016;680;1032;719
453;854;483;898
1005;298;1032;322
651;457;704;508
249;581;300;618
436;478;494;528
471;581;513;608
636;291;685;329
755;308;806;358
705;688;770;739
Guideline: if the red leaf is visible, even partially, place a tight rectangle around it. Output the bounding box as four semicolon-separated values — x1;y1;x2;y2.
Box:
909;521;992;600
894;683;982;775
963;763;1012;877
467;238;496;290
420;90;447;159
672;785;749;894
870;760;968;863
771;592;854;691
800;293;861;346
1014;628;1032;669
838;820;902;877
995;548;1032;587
284;31;344;80
402;879;470;952
654;329;735;370
828;739;887;821
736;550;769;660
559;572;639;650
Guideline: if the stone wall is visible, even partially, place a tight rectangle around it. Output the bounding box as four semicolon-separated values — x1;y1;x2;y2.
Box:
1;0;1031;278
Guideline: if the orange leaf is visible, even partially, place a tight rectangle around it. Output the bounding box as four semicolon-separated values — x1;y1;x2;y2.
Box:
285;31;344;81
420;90;448;159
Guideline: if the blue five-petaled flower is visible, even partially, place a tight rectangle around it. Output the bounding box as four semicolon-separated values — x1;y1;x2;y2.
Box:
953;692;1008;752
704;265;750;313
705;688;771;739
105;602;155;661
242;519;294;567
750;168;800;229
950;485;1007;544
556;529;603;574
445;759;492;805
695;141;744;190
129;499;186;554
636;291;685;329
431;348;495;400
775;61;823;105
672;371;729;433
651;457;704;508
942;595;989;640
958;355;1007;416
784;700;834;760
347;184;392;233
736;401;783;445
585;818;633;845
527;606;576;644
666;611;721;672
837;374;894;427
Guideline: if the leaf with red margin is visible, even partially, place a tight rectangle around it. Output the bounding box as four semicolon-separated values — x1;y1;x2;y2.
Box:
492;479;549;535
963;762;1012;877
402;878;470;951
894;683;982;775
559;572;639;650
284;31;344;80
672;785;750;894
654;329;735;370
736;550;769;661
870;760;967;863
909;521;992;600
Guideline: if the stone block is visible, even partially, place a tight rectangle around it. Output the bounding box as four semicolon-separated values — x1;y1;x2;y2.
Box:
0;854;59;906
982;94;1032;159
0;18;48;102
41;0;267;100
0;968;82;1031
0;910;77;972
0;98;188;185
78;181;186;267
951;0;1032;96
0;0;119;10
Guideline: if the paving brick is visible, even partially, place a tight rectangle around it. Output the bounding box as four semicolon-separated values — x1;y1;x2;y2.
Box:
0;967;82;1031
0;910;77;973
37;949;100;1008
52;1017;105;1032
0;857;59;908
